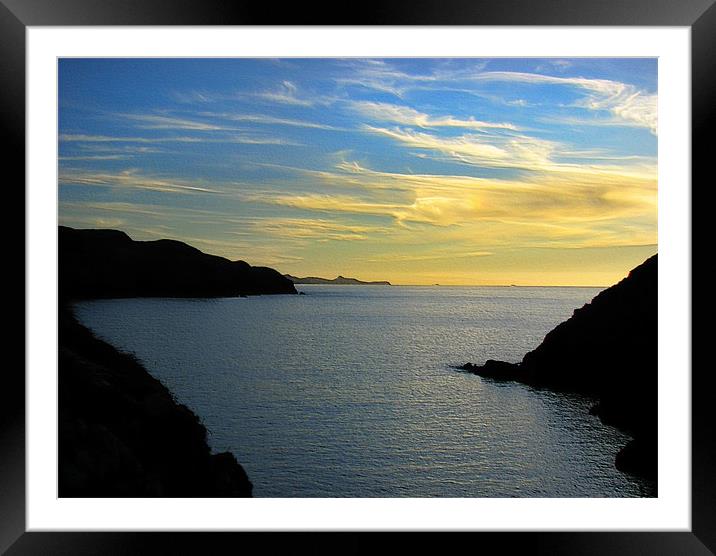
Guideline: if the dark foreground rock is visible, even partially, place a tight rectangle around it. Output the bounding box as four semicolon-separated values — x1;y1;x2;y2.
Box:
614;437;658;478
462;254;657;484
60;225;296;299
59;306;253;497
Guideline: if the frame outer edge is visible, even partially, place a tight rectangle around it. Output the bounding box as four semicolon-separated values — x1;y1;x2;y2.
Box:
691;1;716;554
0;0;27;554
5;0;713;553
0;0;714;26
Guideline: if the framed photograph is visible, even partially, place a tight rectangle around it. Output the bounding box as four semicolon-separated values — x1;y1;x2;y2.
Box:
5;0;711;553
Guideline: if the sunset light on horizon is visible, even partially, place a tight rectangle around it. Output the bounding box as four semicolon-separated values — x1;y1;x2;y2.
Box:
58;58;657;286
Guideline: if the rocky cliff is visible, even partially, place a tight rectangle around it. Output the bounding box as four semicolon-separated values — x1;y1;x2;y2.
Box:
59;307;252;497
463;255;658;481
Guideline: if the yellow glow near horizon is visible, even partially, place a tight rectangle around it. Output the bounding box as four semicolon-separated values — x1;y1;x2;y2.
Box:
59;58;657;287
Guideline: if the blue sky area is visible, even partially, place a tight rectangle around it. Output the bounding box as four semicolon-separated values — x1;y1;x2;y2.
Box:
58;58;658;285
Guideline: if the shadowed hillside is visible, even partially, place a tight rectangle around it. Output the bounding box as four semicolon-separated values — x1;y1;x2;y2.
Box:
58;225;301;497
60;226;296;299
463;255;657;482
59;307;253;497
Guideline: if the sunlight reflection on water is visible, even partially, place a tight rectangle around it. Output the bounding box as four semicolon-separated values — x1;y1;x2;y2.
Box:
75;285;655;497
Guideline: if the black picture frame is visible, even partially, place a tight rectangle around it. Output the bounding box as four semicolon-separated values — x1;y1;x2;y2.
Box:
3;1;711;553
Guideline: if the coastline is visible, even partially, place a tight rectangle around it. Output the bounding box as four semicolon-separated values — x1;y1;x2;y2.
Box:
462;255;657;487
59;303;253;497
57;226;656;496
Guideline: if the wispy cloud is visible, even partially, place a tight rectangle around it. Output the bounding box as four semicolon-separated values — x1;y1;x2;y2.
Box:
60;201;168;218
170;90;218;104
75;144;163;154
349;101;517;131
362;125;656;180
234;216;391;242
60;132;299;146
470;71;657;134
120;113;234;131
534;59;573;73
257;80;317;107
335;59;440;97
61;134;167;143
199;111;338;130
338;61;656;134
366;249;493;263
364;126;514;167
59;154;132;161
241;154;656;251
59;168;221;195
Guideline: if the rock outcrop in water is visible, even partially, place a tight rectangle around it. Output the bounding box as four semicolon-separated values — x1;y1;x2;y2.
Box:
60;225;297;300
462;254;657;482
59;306;253;497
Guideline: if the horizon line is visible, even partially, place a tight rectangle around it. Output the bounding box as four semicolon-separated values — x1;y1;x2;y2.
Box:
296;282;609;289
58;225;644;290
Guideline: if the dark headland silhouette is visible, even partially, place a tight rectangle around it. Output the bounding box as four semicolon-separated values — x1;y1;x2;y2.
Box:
59;309;253;497
58;226;298;497
462;254;657;484
60;225;297;299
284;274;391;285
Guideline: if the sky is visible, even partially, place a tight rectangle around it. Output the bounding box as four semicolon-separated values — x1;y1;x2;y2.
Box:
58;58;657;286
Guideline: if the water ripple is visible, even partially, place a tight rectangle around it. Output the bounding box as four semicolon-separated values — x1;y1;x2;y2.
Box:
75;285;654;497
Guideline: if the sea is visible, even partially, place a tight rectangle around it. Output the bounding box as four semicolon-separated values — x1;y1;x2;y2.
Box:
74;285;655;497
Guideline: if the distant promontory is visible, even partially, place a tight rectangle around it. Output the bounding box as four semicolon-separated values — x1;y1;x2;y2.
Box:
462;254;657;483
284;274;391;285
60;225;297;299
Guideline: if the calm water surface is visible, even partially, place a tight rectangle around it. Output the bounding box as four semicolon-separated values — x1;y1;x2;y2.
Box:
75;285;654;497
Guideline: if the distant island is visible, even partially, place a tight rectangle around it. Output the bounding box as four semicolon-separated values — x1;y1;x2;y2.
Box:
462;254;657;484
60;225;297;300
284;274;391;286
